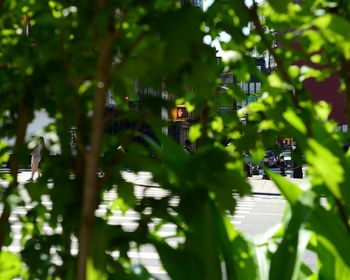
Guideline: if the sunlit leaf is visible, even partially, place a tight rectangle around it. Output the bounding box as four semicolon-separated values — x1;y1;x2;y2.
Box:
306;139;344;199
267;0;288;13
283;109;307;135
189;123;202;143
0;251;26;280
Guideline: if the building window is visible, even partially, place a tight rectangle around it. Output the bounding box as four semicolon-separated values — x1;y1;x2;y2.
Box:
179;0;201;7
256;82;261;93
249;82;255;93
191;0;201;6
243;83;248;93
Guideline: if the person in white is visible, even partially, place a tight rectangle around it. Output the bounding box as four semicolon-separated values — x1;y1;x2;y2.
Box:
27;136;45;181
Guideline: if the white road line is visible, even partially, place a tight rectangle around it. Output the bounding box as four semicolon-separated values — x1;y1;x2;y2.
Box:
236;207;253;210
248;212;283;216
135;265;167;275
3;172;256;280
237;201;256;205
231;215;246;219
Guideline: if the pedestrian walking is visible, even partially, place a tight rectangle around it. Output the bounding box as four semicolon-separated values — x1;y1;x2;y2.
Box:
291;146;303;179
27;136;45;181
262;155;270;180
184;139;192;154
279;156;286;176
245;162;252;177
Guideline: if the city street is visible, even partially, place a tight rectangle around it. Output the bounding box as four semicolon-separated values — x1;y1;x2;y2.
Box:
1;170;312;279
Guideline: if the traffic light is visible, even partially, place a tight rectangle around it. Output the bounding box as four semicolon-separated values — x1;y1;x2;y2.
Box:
171;105;189;121
176;106;188;119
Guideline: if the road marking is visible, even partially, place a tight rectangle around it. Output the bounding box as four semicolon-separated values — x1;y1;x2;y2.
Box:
248;212;283;216
236;206;253;210
2;171;279;280
231;215;246;219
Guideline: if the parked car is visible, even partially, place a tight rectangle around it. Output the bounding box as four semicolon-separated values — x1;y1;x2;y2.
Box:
250;162;260;175
243;153;260;176
279;151;293;169
262;150;278;168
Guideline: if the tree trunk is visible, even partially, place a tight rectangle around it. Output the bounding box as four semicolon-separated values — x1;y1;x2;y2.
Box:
0;102;30;248
77;32;115;280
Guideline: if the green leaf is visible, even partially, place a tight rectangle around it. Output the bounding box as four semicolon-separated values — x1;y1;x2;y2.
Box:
117;182;137;210
283;109;307;135
130;264;154;279
178;194;222;279
189;123;202;143
267;173;315;279
267;0;288;13
78;80;93;95
309;205;350;268
306;139;344;199
88;219;109;280
0;150;10;167
87;258;107;280
268;172;303;205
313;236;350;280
269;203;312;280
214;211;258;280
154;241;201;280
211;116;224;133
0;251;26;280
268;72;284;88
253;223;285;280
314;14;350;41
146;127;188;167
314;101;331;121
313;14;350;58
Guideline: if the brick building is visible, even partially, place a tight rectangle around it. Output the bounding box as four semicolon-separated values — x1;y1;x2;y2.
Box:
303;64;347;131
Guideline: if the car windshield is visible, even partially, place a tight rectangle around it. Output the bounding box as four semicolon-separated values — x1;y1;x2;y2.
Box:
280;152;291;157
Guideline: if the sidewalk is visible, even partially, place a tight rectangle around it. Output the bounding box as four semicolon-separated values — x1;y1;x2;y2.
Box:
121;172;304;196
3;170;304;196
248;176;303;195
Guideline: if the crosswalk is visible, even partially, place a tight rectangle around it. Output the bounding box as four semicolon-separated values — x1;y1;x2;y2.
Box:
100;190;257;279
1;171;260;279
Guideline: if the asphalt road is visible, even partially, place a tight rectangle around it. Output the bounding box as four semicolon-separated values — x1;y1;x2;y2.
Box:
1;171;314;279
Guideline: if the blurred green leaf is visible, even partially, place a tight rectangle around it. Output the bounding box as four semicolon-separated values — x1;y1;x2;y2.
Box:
154;241;200;280
283;109;307;135
269;200;312;280
2;0;350;279
117;182;137;210
87;258;107;280
214;210;258;280
313;236;350;280
268;172;302;205
309;205;350;268
305;139;344;199
130;264;155;280
211;116;224;133
267;0;288;13
189;124;202;143
0;251;26;280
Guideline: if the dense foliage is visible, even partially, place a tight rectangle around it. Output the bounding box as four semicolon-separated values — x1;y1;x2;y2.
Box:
1;0;350;279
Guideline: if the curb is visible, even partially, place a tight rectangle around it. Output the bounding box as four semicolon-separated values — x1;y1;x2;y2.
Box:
132;182;283;196
251;191;281;196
